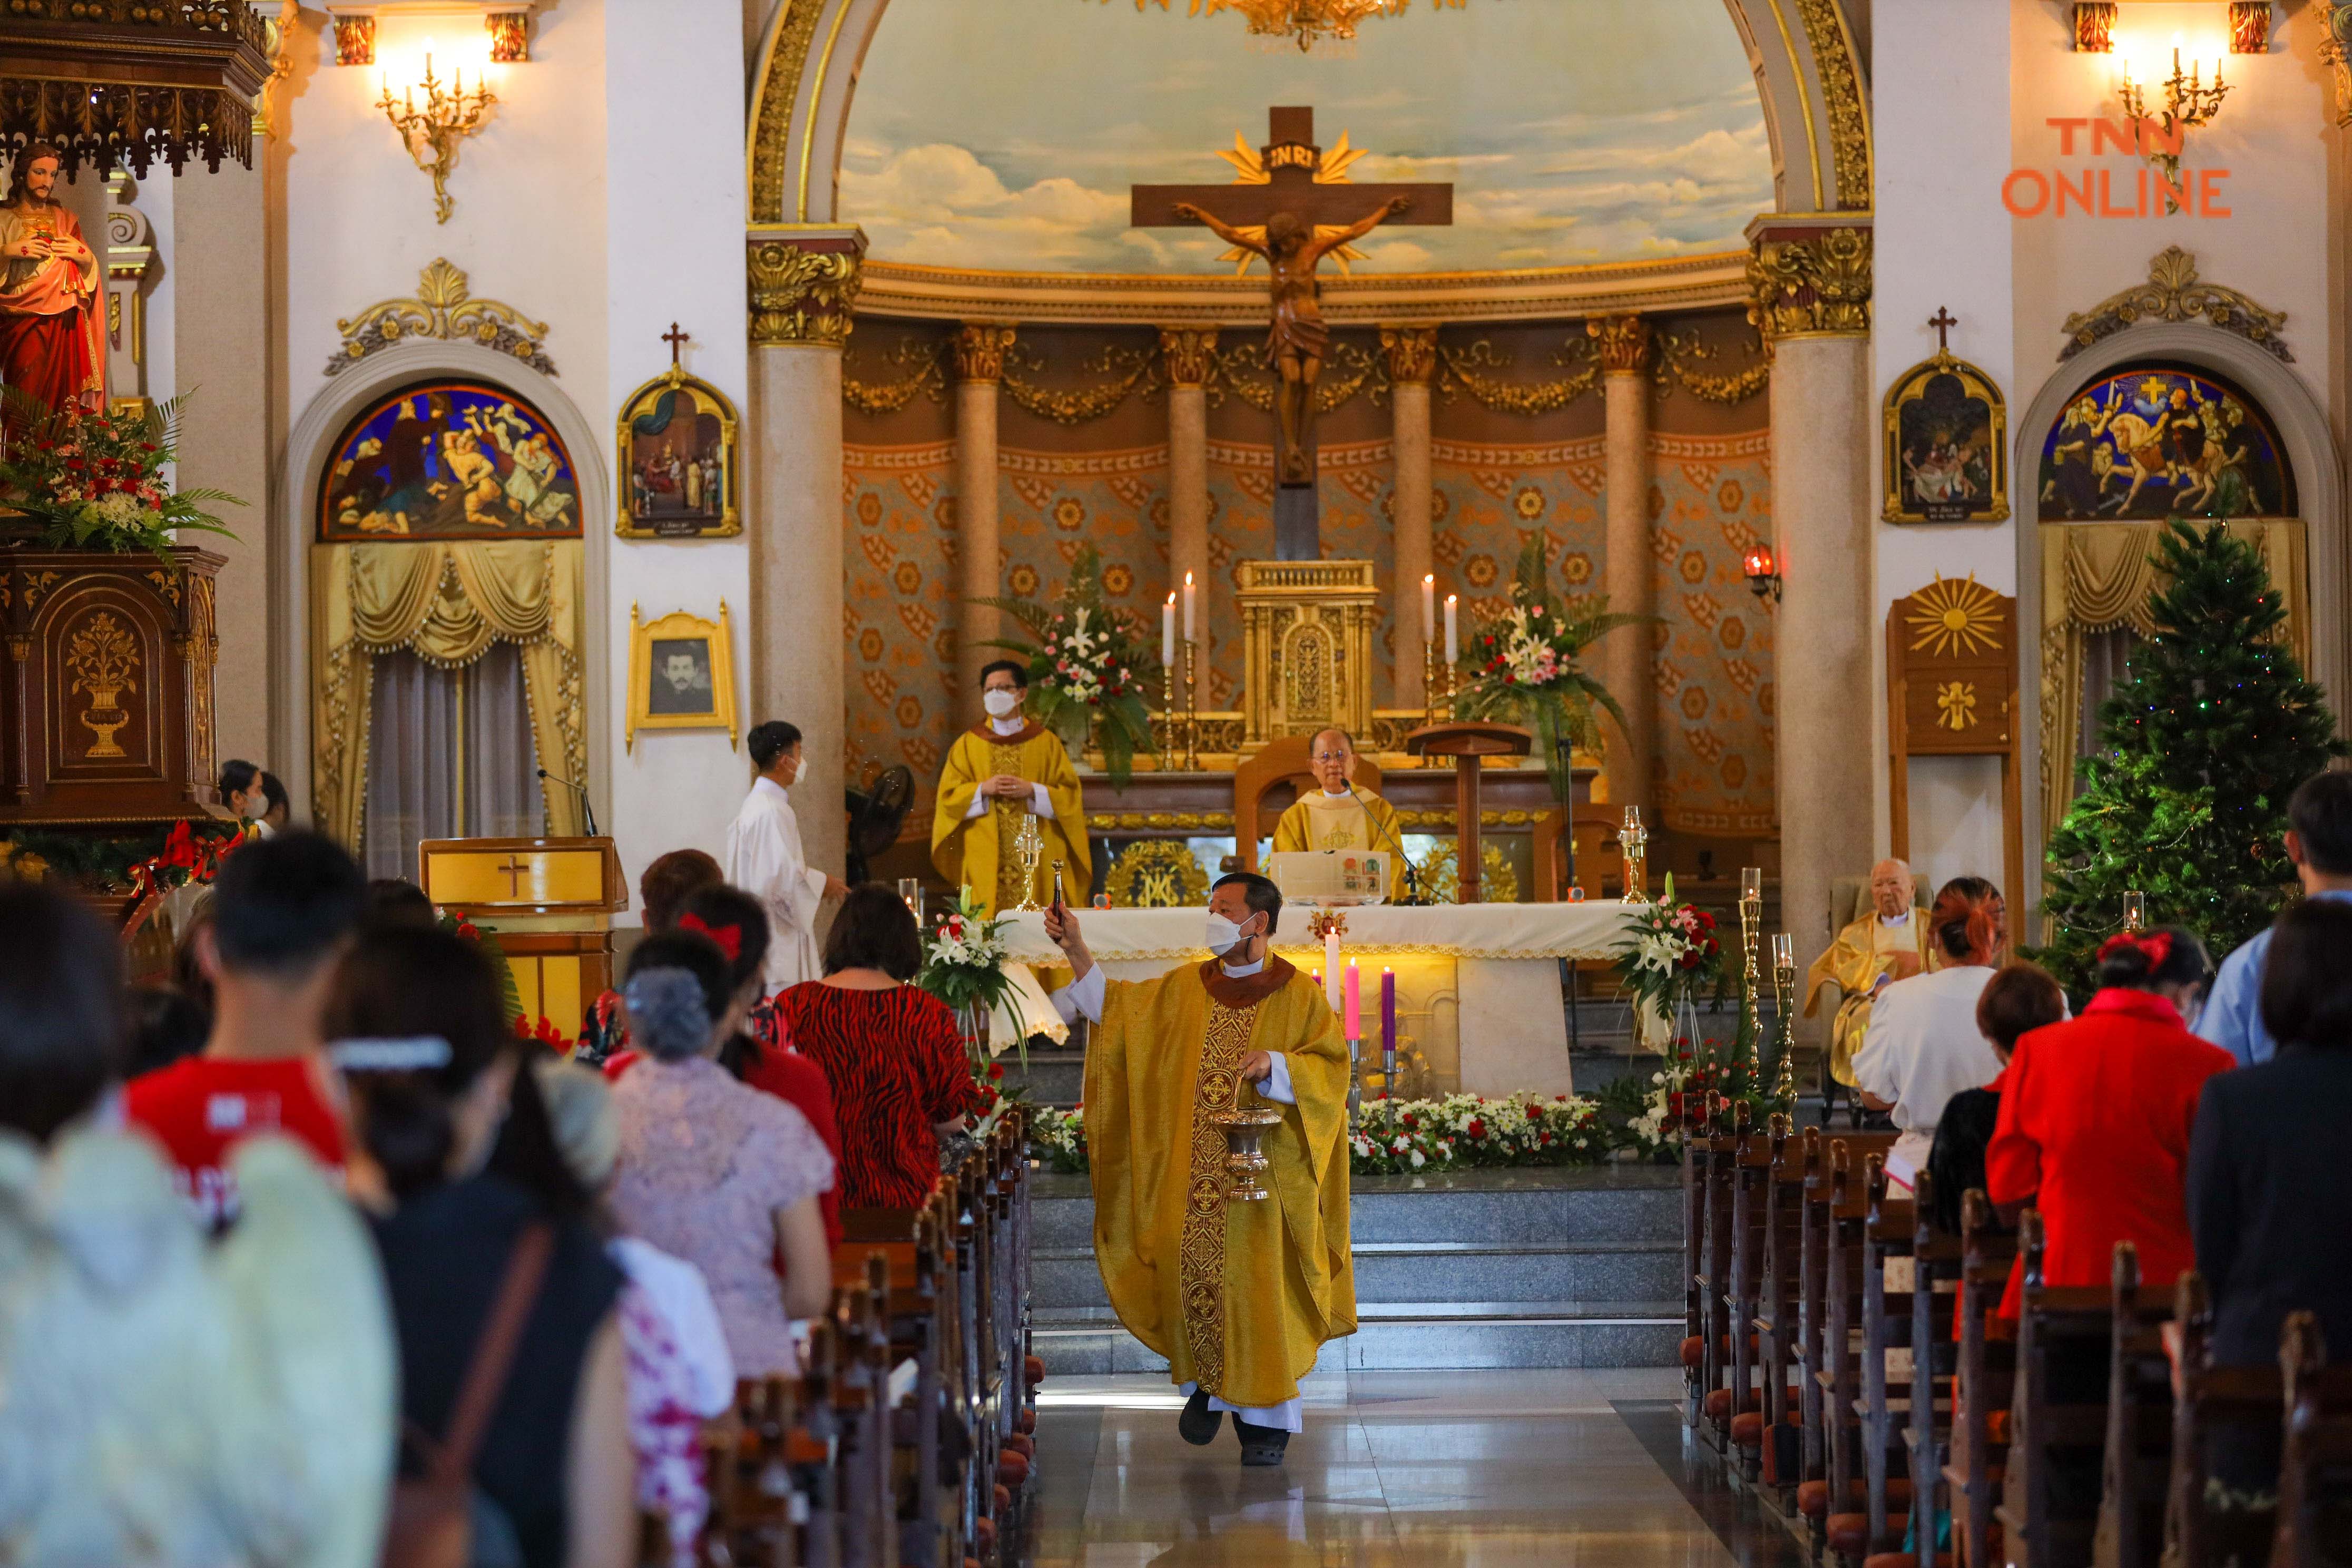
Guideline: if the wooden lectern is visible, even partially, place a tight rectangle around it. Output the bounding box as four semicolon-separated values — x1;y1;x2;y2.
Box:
1404;721;1532;904
419;836;628;1040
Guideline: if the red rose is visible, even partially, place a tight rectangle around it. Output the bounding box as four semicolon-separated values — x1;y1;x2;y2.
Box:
1465;1118;1486;1140
988;1062;1004;1080
1402;1113;1418;1130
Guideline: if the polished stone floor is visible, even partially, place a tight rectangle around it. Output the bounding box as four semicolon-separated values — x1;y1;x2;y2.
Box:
1020;1369;1812;1568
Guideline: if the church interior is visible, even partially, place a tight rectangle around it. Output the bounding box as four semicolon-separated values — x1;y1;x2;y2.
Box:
5;0;2352;1564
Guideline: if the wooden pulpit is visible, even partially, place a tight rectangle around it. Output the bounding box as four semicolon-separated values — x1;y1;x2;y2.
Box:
1405;721;1531;904
419;836;628;1040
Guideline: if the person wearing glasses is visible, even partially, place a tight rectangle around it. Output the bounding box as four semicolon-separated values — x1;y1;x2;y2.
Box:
1268;728;1408;901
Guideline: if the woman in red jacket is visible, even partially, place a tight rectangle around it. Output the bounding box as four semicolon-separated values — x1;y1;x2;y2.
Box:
1986;926;2232;1319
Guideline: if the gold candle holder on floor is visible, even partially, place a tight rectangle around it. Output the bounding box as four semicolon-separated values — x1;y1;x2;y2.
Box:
1738;867;1763;1085
1769;932;1798;1102
1218;1105;1285;1202
1619;807;1649;904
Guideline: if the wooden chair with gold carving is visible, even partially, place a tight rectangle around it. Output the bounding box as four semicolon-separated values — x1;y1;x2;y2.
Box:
1233;733;1384;874
1531;805;1629;902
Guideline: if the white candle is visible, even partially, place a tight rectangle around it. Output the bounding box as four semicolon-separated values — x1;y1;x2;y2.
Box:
1421;574;1436;646
1444;594;1459;665
1324;928;1343;1012
1183;571;1197;644
1161;594;1176;669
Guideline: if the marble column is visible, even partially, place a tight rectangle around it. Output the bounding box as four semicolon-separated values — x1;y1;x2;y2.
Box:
1589;315;1654;809
1158;327;1217;625
953;322;1014;730
1747;216;1875;1044
1381;327;1438;710
747;226;864;880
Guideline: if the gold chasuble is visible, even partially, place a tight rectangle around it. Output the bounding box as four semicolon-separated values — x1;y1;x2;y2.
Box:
1085;956;1356;1409
1270;790;1408;901
930;721;1091;917
1802;913;1936;1087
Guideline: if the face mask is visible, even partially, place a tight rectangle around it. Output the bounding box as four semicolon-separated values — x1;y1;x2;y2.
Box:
983;689;1020;718
1205;912;1256;957
241;793;268;820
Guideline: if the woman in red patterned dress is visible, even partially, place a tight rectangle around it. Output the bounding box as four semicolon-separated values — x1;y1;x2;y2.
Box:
776;885;978;1210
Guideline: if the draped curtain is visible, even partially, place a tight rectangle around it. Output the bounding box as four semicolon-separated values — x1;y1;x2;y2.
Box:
312;538;587;855
361;647;540;880
2037;519;2308;835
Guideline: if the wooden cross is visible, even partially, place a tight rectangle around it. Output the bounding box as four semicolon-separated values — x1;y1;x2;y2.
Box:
1928;307;1958;353
495;852;532;898
662;321;690;368
1130;106;1455;234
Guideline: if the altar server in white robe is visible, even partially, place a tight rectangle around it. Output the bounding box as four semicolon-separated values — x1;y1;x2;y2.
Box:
724;720;848;994
1851;878;2006;1190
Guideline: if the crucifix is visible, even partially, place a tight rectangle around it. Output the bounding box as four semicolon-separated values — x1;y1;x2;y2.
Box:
1134;107;1453;558
662;321;691;368
495;852;532;898
1927;307;1957;354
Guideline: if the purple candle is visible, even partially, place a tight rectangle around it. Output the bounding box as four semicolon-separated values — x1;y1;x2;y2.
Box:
1380;967;1396;1053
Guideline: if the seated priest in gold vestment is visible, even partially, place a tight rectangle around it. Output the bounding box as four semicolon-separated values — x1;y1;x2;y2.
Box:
1268;728;1408;901
931;661;1090;917
1802;858;1934;1089
1044;874;1355;1467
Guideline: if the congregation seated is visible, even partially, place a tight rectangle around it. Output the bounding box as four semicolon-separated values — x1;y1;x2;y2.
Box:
775;884;981;1209
361;874;438;930
1923;961;2065;1237
1850;876;2004;1188
609;930;836;1377
2200;770;2352;1066
576;847;723;1065
333;923;637;1568
1986;925;2232;1318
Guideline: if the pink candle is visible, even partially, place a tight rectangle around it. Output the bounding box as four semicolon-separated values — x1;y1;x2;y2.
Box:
1343;961;1361;1040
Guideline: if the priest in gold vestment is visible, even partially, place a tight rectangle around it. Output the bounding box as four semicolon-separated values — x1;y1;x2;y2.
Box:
1802;858;1933;1088
1044;873;1355;1466
932;661;1091;916
1268;728;1410;901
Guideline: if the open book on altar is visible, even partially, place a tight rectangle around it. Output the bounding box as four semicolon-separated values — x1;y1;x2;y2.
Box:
1266;849;1391;907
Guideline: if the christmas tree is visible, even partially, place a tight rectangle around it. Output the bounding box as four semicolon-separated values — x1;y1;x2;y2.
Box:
2033;520;2344;996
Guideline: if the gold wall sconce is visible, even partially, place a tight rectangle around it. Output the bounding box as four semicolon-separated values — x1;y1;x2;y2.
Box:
376;40;496;223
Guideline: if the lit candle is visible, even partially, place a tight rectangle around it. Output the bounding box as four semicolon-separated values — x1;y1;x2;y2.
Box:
1324;928;1342;1012
1420;574;1436;646
1444;594;1459;665
1183;571;1197;644
1344;961;1361;1040
1740;866;1763;903
1161;594;1176;669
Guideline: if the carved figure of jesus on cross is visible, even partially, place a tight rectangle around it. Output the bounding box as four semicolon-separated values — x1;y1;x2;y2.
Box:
1134;107;1452;548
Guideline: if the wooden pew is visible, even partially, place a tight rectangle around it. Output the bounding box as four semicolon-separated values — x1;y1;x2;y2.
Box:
1822;1153;1914;1566
1757;1124;1824;1500
2271;1311;2352;1568
1854;1155;1920;1564
1997;1211;2111;1568
1726;1110;1790;1476
1949;1190;2018;1568
1697;1099;1747;1449
2099;1242;2178;1568
1796;1134;1899;1554
1890;1169;1964;1568
2165;1272;2284;1568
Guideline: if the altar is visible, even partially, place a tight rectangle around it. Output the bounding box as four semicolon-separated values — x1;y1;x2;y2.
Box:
998;901;1638;1097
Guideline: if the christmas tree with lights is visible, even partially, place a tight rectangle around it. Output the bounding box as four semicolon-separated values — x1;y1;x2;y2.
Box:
2033;520;2344;996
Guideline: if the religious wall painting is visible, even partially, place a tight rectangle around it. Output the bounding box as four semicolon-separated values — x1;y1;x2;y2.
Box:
615;365;740;539
1881;351;2008;524
626;602;739;752
319;379;582;541
2037;363;2294;522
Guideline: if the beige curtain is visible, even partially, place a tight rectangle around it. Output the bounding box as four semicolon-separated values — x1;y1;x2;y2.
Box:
2037;519;2308;834
312;538;587;852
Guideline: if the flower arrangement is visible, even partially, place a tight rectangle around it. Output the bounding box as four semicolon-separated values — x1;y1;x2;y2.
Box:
514;1013;567;1051
126;819;246;900
0;392;239;560
1639;1034;1783;1142
971;544;1156;785
1030;1103;1088;1174
439;910;525;1026
1452;535;1644;805
917;887;1027;1064
1610;873;1726;1033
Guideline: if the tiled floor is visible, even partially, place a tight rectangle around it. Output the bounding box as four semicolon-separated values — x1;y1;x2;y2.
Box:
1021;1369;1811;1568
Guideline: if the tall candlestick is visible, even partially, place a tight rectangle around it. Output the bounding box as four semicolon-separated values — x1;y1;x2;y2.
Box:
1769;932;1798;1101
1420;574;1436;646
1344;961;1361;1040
1324;928;1342;1012
1444;594;1459;666
1160;594;1175;669
1738;867;1763;1089
1183;571;1197;644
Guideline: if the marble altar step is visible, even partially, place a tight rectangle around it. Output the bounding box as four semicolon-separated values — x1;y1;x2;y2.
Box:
1028;1166;1684;1373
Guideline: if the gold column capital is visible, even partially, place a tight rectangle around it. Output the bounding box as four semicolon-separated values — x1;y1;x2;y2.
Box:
953;321;1017;384
746;226;866;348
1585;315;1653;376
1743;215;1873;342
1378;325;1438;385
1158;326;1220;388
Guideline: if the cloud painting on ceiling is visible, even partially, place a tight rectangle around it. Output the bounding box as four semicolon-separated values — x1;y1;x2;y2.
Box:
840;0;1774;275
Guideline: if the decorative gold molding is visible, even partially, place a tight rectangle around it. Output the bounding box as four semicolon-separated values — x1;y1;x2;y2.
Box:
2229;1;2270;54
1214;338;1388;415
1436;336;1598;414
951;321;1016;384
1585;314;1652;376
1379;325;1437;385
842;337;946;414
1002;340;1161;424
2073;2;2115;52
747;0;825;224
327;258;554;377
1159;326;1221;387
2324;5;2352;128
1655;327;1770;405
1745;221;1872;341
2056;245;2291;364
1793;0;1872;211
747;228;865;348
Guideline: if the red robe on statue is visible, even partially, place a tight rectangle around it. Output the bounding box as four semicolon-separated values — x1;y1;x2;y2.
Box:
0;199;104;416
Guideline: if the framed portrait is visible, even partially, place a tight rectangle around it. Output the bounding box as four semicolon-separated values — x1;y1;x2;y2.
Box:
1882;352;2008;524
616;367;739;539
627;602;739;752
319;379;582;541
2037;362;2294;522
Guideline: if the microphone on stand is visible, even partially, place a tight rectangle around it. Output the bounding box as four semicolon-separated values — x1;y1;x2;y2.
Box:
536;767;600;839
1338;778;1427;907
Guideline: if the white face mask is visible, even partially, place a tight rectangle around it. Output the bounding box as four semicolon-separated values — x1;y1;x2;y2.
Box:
1205;912;1257;957
240;792;269;820
983;689;1021;718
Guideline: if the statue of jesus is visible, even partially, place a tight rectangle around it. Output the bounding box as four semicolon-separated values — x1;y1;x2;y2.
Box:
0;143;103;418
1171;195;1410;485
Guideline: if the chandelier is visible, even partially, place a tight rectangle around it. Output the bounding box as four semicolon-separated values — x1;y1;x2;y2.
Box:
1110;0;1467;53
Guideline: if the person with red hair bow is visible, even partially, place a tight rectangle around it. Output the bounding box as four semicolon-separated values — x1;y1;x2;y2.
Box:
1986;925;2233;1320
1852;876;2008;1191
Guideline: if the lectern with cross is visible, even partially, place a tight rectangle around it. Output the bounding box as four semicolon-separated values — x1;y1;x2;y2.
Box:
1134;107;1452;558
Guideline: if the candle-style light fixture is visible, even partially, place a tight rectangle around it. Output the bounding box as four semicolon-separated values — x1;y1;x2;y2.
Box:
1742;542;1783;606
2123;890;2148;932
2117;33;2230;213
377;40;497;224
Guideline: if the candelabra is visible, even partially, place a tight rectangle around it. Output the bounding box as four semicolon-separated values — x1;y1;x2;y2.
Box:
1421;640;1457;724
1159;659;1178;768
1769;932;1798;1102
1618;806;1649;905
1182;635;1201;770
2118;45;2230;214
377;54;497;225
1738;867;1763;1090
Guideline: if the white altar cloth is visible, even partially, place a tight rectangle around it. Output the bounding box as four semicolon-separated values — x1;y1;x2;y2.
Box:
999;903;1639;1096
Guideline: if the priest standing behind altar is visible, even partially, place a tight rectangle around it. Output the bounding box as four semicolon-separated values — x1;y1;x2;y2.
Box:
1042;873;1356;1467
1803;858;1935;1091
932;660;1090;917
726;720;849;995
1269;727;1409;901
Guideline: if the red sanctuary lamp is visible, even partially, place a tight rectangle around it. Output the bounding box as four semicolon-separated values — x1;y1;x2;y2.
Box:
1743;542;1783;605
